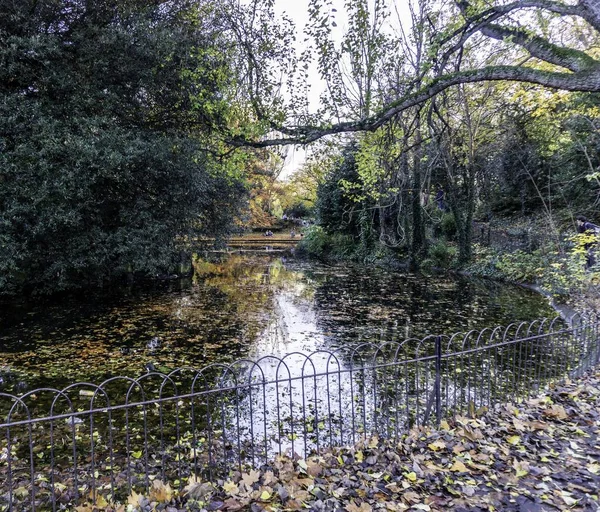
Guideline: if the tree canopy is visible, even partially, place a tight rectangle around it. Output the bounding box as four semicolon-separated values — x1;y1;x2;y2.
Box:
3;0;600;296
229;0;600;147
0;0;248;295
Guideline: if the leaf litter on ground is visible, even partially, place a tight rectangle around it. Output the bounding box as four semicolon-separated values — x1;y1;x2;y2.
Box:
84;370;600;511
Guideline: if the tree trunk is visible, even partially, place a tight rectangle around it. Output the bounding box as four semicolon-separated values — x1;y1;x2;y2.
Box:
410;111;426;270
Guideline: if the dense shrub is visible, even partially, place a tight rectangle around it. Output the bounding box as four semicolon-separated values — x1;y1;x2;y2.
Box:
428;241;458;269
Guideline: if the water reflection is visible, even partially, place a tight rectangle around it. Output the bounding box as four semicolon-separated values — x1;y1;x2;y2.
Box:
0;254;556;392
1;256;570;486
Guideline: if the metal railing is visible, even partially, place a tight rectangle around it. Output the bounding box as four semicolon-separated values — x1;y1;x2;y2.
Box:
1;314;599;510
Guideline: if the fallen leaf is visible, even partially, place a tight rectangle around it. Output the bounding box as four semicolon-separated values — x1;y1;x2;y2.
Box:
507;435;521;445
428;440;446;451
223;480;239;496
150;479;172;503
241;469;260;488
450;460;469;473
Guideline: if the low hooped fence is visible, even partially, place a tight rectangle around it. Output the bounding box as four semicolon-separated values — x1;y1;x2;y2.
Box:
1;314;599;510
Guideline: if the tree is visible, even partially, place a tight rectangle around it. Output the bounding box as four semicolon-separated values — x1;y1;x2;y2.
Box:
229;0;600;147
0;0;248;296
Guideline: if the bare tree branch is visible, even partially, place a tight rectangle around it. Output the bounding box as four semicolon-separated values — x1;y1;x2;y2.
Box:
229;64;600;147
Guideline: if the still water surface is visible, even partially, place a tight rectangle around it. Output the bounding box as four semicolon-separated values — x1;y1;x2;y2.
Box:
0;254;556;392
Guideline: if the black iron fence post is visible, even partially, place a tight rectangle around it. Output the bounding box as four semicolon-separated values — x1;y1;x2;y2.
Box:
435;335;442;426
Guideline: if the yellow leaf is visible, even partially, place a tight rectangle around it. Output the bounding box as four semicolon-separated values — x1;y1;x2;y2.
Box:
150;479;173;503
260;490;271;501
428;440;446;452
355;451;364;463
95;495;108;508
450;460;469;473
75;506;94;512
587;463;600;475
507;435;521;445
403;471;417;482
223;480;239;496
513;459;529;478
127;490;143;508
13;487;29;499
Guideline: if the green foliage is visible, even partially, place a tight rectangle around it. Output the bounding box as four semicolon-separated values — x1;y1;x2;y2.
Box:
297;226;358;261
0;0;247;296
495;250;548;284
427;241;458;270
466;233;600;298
329;233;356;259
440;213;457;239
297;226;330;258
284;202;313;219
316;143;362;236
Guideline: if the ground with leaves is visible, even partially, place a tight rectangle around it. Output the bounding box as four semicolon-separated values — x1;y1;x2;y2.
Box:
79;369;600;512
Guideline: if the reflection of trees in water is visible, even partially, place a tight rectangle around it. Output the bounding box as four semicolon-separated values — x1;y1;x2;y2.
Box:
307;266;556;347
0;256;307;391
196;314;590;467
0;257;555;393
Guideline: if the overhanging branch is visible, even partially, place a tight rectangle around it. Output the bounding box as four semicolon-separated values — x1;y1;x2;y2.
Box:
228;65;600;148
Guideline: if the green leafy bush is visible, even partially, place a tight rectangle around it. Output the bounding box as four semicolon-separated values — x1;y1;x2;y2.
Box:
495;250;548;283
428;241;458;269
329;233;356;259
298;226;330;258
440;213;457;239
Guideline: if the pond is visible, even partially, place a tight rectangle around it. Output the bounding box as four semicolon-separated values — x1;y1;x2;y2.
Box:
2;254;580;506
0;254;557;393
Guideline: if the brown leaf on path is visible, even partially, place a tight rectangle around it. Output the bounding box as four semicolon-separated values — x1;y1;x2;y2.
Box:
450;459;469;472
262;470;278;486
241;469;261;488
345;500;372;512
127;490;144;508
306;460;323;476
401;491;421;503
543;404;568;420
452;444;466;455
525;420;549;430
74;506;95;512
223;497;245;511
149;479;173;503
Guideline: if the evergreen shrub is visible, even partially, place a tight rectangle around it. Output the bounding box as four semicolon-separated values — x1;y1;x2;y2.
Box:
428;241;458;269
